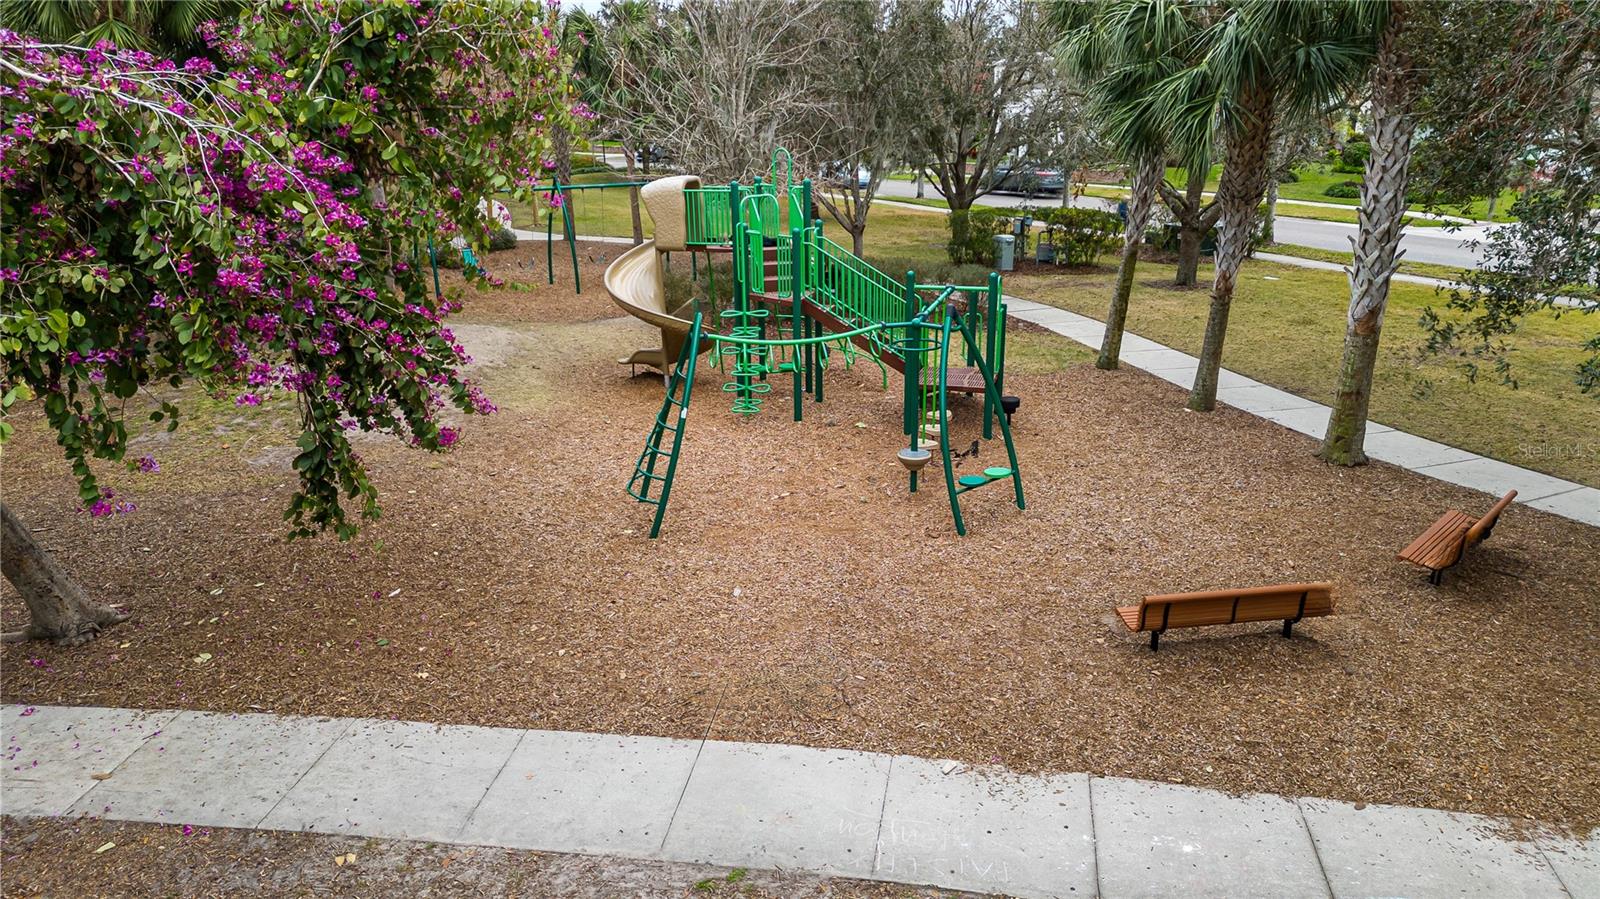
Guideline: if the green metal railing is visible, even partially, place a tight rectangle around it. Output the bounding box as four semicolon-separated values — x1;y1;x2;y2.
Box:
811;235;913;361
685;186;733;246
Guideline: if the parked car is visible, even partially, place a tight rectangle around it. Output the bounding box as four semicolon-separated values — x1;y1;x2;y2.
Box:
820;163;872;190
987;163;1065;197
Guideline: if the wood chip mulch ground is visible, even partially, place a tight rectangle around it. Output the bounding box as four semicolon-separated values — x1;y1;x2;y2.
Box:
0;816;974;898
4;242;1597;832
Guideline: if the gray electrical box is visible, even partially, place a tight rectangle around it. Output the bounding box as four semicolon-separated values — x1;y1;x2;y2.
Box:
994;234;1015;271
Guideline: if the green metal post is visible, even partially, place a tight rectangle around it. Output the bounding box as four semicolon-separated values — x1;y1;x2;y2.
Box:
814;262;824;403
427;238;441;298
557;178;581;294
936;311;966;536
965;291;979;365
804;229;816;396
803;178;813;228
983;271;999;439
545;203;554;284
902;270;918;436
791;224;804;421
996;298;1008;400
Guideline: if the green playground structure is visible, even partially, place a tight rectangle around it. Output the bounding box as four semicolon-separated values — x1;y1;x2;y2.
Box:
608;149;1023;538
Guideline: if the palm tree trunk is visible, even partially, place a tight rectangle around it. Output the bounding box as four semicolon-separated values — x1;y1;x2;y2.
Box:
2;503;128;645
1262;180;1278;245
1098;153;1162;369
1190;87;1274;412
1321;9;1414;464
1175;172;1207;286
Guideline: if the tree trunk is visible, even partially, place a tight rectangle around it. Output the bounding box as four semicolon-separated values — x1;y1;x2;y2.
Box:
624;144;644;245
1262;180;1278;245
553;129;574;237
1190;85;1275;412
1321;8;1414;465
915;170;925;199
1097;153;1162;370
2;503;128;645
1175;173;1207;287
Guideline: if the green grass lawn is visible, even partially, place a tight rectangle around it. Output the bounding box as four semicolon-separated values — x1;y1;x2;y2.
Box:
502;172;653;238
1007;258;1598;485
1157;163;1519;224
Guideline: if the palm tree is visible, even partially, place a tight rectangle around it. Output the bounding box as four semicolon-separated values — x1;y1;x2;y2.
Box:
1320;1;1409;464
1155;1;1376;411
1053;0;1203;370
2;0;235;53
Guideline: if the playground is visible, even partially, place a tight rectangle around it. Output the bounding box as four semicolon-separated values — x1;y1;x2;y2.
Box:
3;213;1599;832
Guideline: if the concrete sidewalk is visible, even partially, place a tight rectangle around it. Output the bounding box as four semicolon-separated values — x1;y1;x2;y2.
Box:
1003;298;1599;528
4;705;1596;898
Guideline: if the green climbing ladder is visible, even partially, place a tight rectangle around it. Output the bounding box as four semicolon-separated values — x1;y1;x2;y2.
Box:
627;312;704;538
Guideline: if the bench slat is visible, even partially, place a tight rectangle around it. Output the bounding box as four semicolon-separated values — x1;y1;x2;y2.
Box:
1399;510;1473;569
1118;583;1334;634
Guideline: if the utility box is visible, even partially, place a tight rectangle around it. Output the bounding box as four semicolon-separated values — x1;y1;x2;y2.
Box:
994;234;1015;271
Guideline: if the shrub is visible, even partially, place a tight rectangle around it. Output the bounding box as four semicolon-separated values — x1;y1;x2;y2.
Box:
1039;207;1122;266
1323;180;1363;199
1278;169;1299;183
489;226;519;251
946;208;1008;265
866;255;992;286
1334;140;1370;173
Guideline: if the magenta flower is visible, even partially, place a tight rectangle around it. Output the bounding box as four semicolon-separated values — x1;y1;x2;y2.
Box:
76;119;95;132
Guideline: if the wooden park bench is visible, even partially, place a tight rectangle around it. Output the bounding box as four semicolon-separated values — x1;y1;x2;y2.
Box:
1115;582;1335;651
1398;490;1517;585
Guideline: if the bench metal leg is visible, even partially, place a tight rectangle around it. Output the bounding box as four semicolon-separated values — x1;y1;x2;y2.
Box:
1282;620;1294;639
1428;568;1444;586
1149;630;1161;652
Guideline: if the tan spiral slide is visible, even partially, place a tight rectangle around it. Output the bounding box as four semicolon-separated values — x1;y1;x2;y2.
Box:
604;174;710;370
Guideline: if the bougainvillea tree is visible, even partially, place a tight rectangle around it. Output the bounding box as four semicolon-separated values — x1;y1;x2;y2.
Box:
0;0;576;644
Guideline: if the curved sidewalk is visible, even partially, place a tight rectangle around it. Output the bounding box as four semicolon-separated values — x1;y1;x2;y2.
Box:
4;704;1596;898
1003;298;1599;529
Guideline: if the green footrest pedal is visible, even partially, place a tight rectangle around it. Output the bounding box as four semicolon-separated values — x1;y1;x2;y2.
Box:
957;467;1013;489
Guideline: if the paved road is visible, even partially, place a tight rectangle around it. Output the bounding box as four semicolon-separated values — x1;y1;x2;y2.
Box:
874;178;1489;270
